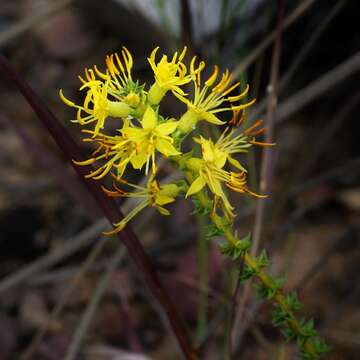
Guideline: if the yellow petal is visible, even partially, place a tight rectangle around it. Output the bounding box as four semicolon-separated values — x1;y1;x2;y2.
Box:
131;153;147;169
186;176;206;197
156;194;175;206
148;46;159;72
120;127;144;141
204;170;222;196
155;139;181;157
201;112;226;125
214;150;227;169
205;65;219;87
201;139;215;163
156;121;178;135
156;206;171;216
228;156;247;172
227;84;249;102
141;106;157;129
73;158;96;165
59;89;76;107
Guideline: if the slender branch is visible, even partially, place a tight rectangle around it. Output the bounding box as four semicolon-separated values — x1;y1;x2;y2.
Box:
279;0;347;92
180;0;193;46
231;0;284;351
276;51;360;123
21;236;109;360
196;213;209;337
250;0;347;122
0;55;195;360
0;219;106;293
295;91;360;180
232;0;318;77
294;225;360;293
252;0;284;256
64;247;126;360
0;171;177;293
193;188;321;357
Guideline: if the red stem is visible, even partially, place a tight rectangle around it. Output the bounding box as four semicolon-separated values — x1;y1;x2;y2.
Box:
0;54;196;360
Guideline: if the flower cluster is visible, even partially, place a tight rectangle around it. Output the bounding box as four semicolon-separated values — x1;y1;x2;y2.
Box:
60;46;271;233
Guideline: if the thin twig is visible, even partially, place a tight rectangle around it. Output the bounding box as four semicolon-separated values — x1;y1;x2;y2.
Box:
21;236;109;360
0;168;176;293
231;0;285;351
319;281;360;331
232;0;318;77
196;213;209;337
291;157;360;195
250;0;347;121
276;51;360;123
252;0;284;256
0;55;195;359
227;253;245;357
0;219;107;293
279;0;347;92
64;247;126;360
294;225;360;293
180;0;193;46
293;91;360;180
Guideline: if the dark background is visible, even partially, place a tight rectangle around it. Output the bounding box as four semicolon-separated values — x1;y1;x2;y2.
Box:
0;0;359;359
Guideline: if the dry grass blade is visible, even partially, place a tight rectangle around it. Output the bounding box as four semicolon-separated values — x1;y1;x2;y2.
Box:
64;247;126;360
231;0;285;352
232;0;318;77
0;0;74;47
20;237;109;360
295;91;360;180
0;55;195;359
250;0;347;121
0;219;106;293
276;51;360;123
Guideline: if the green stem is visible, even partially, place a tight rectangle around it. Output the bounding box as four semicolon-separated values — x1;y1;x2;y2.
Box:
182;172;319;358
196;213;208;337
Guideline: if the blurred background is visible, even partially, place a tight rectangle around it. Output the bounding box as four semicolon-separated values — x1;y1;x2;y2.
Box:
0;0;359;359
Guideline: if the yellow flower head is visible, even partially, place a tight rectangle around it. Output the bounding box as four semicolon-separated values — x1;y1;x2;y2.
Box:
119;106;181;175
176;64;256;133
103;177;180;235
60;68;132;136
147;46;204;104
72;126;136;180
93;47;145;110
186;137;265;218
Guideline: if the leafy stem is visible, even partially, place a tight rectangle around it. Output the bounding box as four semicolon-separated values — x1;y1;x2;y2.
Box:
183;170;328;359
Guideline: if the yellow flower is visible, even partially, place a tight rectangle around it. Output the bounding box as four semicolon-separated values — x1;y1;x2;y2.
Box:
119;106;181;175
93;47;145;111
215;110;275;171
60;68;132;136
147;46;204;104
103;177;180;235
72;126;136;180
176;65;256;134
186;137;265;217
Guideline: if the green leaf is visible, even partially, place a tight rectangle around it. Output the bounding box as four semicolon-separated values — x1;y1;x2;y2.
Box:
272;306;291;327
220;233;251;260
255;277;283;300
256;249;270;269
300;319;318;338
206;223;224;239
192;197;212;215
239;264;257;282
285;291;303;311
